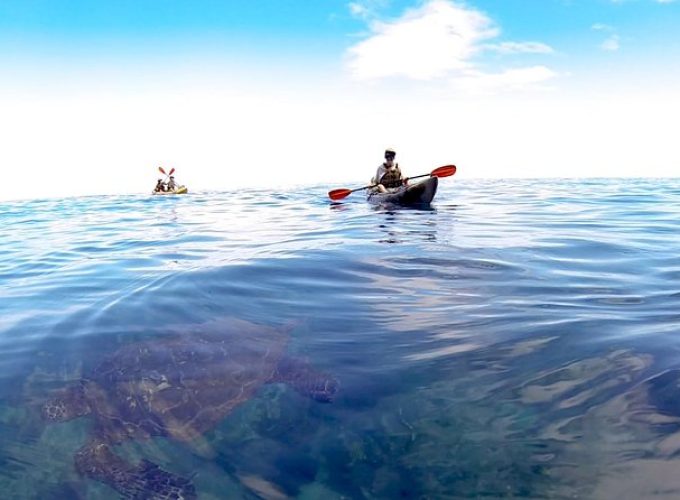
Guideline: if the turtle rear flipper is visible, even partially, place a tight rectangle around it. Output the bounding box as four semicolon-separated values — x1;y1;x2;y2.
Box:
75;441;196;499
270;357;339;403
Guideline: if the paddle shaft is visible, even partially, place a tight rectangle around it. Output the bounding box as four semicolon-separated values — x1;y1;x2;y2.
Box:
404;172;432;182
355;172;428;192
348;173;428;192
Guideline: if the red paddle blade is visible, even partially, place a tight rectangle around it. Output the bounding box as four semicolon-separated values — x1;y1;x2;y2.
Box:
328;188;352;201
158;166;166;175
169;168;175;176
431;165;456;178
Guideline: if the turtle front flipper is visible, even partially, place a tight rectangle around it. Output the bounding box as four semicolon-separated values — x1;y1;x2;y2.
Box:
270;357;339;403
75;440;196;499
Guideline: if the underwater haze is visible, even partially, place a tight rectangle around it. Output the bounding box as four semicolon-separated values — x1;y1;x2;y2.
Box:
2;178;680;498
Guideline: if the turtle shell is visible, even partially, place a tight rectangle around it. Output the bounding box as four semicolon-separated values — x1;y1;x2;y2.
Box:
81;318;290;443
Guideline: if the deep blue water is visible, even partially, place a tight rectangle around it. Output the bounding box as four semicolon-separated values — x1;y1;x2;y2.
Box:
2;178;680;499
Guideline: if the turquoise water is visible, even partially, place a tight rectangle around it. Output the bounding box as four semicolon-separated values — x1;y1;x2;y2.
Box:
2;178;680;498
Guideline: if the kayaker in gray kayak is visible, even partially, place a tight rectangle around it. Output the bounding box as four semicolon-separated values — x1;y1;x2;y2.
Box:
371;148;409;193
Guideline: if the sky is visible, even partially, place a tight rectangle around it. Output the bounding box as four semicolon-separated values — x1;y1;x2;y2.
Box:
1;0;679;201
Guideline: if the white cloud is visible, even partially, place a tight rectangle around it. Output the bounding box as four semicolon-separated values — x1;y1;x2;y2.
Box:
601;35;620;51
346;0;499;80
485;41;554;55
591;23;620;51
348;0;388;20
345;0;556;91
349;2;371;19
591;23;615;32
452;66;558;94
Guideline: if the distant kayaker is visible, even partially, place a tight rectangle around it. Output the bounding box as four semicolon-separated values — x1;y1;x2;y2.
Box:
371;148;408;193
167;176;177;191
153;179;166;193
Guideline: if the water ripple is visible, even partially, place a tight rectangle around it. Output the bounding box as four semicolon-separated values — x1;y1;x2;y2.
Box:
2;178;680;497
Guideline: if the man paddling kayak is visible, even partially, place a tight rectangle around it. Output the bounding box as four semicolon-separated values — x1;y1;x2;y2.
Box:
371;148;409;193
328;164;456;202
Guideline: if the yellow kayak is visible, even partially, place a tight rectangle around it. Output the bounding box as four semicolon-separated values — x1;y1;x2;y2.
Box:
152;185;188;195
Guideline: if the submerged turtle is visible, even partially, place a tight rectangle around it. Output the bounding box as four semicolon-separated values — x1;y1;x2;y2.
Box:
41;318;338;499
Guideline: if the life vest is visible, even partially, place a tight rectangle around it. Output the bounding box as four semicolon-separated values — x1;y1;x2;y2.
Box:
380;164;402;188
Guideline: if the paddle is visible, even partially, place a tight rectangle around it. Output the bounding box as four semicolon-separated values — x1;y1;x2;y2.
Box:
328;164;456;201
158;166;175;178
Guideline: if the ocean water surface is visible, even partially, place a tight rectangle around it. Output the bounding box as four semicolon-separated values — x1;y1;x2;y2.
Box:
2;178;680;498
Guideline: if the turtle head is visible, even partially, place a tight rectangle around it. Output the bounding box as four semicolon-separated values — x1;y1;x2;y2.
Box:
271;357;340;403
308;376;340;403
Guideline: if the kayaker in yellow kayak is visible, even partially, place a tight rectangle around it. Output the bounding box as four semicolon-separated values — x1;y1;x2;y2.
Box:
371;148;409;193
153;179;167;193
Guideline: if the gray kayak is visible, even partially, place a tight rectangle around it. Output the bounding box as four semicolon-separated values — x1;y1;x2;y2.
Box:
367;176;438;206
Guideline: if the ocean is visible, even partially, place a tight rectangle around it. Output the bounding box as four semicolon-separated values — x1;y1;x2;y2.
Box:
1;177;680;499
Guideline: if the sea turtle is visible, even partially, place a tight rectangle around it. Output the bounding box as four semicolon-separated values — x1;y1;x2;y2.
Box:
41;318;338;499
